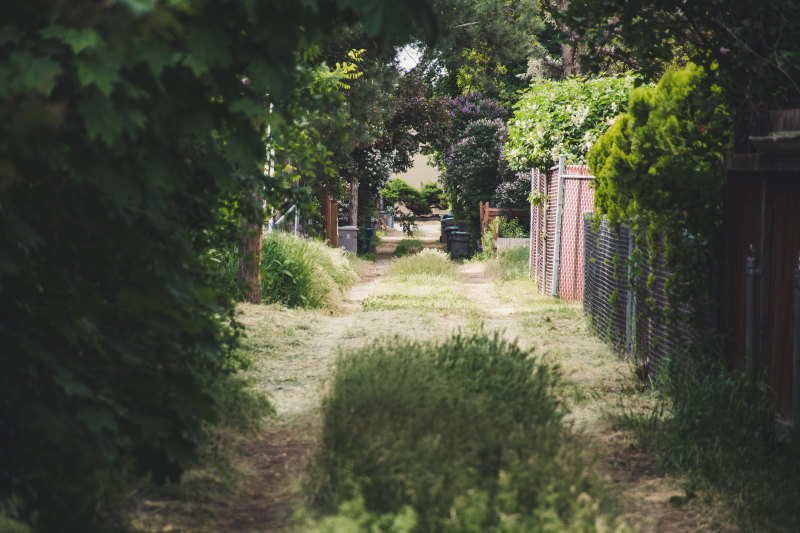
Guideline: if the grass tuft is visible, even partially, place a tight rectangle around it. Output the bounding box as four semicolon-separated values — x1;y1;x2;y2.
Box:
387;248;457;281
394;238;424;257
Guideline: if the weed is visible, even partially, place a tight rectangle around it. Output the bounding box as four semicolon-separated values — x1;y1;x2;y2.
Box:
619;364;800;531
490;245;529;281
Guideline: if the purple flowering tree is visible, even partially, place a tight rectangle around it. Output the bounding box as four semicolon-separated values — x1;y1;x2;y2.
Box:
438;92;514;232
493;171;531;208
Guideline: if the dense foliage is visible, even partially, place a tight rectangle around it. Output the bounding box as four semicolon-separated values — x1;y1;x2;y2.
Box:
381;178;433;216
438;92;513;231
589;65;731;271
416;0;544;105
545;0;800;143
505;75;636;171
493;171;532;208
0;0;435;529
304;332;626;531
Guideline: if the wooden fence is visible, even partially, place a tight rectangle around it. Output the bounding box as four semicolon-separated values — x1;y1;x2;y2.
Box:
478;202;529;237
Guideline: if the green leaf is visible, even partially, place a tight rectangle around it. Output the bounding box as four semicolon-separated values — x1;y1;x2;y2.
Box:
76;406;118;434
75;51;121;96
77;93;123;146
229;98;265;119
41;25;104;54
9;50;62;96
0;25;22;47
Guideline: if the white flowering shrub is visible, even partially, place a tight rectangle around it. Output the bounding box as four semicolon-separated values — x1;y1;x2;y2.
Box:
505;76;637;171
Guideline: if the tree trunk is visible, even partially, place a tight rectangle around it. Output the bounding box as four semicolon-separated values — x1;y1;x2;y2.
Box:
238;218;262;304
350;178;359;226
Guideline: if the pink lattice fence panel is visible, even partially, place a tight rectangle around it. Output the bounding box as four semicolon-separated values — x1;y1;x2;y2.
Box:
528;162;595;301
557;165;594;301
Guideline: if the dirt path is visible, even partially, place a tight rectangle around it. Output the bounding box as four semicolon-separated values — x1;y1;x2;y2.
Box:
138;220;728;532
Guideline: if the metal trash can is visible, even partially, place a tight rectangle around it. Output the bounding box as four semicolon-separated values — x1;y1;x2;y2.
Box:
363;227;374;253
338;225;359;254
450;231;470;258
440;217;455;243
380;211;394;228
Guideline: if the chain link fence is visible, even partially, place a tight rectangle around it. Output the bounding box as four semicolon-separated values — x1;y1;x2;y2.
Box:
583;214;705;382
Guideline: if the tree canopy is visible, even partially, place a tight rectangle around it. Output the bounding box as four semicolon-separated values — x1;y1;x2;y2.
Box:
505;75;636;171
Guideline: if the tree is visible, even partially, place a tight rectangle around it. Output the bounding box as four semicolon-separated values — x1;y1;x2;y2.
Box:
543;0;800;142
505;75;636;172
415;0;544;105
438;92;514;231
0;0;435;528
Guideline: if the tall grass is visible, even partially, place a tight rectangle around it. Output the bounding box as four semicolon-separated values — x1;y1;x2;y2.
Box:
301;332;628;532
490;245;529;281
619;364;800;531
387;248;457;281
262;232;356;308
394;238;423;257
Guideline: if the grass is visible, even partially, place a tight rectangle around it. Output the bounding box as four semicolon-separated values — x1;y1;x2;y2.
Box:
301;332;630;532
394;238;423;257
616;366;800;532
386;248;457;280
488;245;529;281
130;352;275;532
261;231;357;308
362;290;477;314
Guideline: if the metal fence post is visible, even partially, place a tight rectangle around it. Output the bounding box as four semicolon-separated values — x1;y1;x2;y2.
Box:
625;228;635;354
793;249;800;423
529;169;535;277
551;155;566;298
745;244;760;379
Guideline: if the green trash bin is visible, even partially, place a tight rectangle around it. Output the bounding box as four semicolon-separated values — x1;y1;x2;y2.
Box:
450;231;470;258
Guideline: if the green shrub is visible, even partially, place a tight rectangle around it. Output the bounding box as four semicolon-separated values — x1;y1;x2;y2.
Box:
387;249;456;280
394;238;423;257
303;332;626;531
208;245;243;300
261;232;356;308
382;179;430;216
497;217;527;238
506;75;637;171
420;182;447;208
590;64;731;246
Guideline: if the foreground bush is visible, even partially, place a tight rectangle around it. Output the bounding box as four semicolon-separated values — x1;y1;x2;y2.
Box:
303;332;627;532
262;232;356;308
